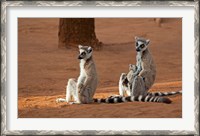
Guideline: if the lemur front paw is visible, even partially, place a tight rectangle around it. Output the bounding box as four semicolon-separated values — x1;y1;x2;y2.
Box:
56;98;66;103
78;83;84;89
69;102;81;105
109;94;122;98
129;64;137;71
137;75;145;81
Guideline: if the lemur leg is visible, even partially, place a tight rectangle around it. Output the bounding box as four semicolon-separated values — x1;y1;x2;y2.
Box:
66;78;79;102
119;73;127;96
131;76;147;97
56;78;78;103
126;89;131;96
79;87;93;104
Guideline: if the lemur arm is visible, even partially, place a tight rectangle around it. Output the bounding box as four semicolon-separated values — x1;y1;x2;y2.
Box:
77;75;86;88
134;67;141;76
138;62;148;77
79;63;95;93
134;54;142;76
83;76;93;89
138;69;148;77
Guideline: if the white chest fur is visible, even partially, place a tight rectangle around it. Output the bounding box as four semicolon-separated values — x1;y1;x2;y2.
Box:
77;60;87;85
137;52;142;61
137;52;142;65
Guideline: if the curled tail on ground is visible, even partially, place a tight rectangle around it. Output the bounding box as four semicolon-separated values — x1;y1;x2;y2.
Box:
93;95;172;104
147;90;182;97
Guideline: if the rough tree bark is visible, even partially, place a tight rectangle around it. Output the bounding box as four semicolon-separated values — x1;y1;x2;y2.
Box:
58;18;102;49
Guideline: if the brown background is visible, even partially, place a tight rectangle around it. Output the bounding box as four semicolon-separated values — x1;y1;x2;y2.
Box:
18;18;182;118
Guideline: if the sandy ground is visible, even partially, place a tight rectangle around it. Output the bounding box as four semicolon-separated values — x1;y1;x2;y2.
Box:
18;18;182;118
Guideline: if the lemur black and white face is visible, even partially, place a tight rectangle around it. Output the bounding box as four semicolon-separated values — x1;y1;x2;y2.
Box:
78;45;93;60
135;37;150;52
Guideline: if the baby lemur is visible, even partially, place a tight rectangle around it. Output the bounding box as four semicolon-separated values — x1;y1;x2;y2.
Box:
56;45;98;104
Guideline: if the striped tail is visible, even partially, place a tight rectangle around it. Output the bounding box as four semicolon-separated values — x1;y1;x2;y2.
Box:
147;90;182;96
93;95;172;104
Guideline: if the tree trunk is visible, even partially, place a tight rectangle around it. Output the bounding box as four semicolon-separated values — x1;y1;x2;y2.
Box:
58;18;102;50
154;18;162;27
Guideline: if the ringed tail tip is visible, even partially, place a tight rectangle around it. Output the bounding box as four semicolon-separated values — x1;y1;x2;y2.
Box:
159;97;172;104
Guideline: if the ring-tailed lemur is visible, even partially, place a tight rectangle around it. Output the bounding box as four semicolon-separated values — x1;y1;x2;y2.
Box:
119;36;181;98
119;37;157;97
93;37;181;104
118;64;137;96
56;45;98;104
119;64;138;96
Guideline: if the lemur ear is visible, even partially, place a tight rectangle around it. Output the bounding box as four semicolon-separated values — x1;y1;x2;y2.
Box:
135;36;138;41
146;39;150;45
88;46;93;53
78;45;83;49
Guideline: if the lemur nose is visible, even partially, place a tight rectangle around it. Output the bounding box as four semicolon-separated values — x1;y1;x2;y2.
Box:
78;55;82;59
136;48;140;52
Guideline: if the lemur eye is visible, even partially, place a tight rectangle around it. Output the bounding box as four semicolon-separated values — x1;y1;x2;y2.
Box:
81;52;86;55
136;42;138;47
88;49;92;53
140;44;145;48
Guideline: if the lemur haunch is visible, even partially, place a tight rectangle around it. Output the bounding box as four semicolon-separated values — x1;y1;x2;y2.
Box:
56;45;98;104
